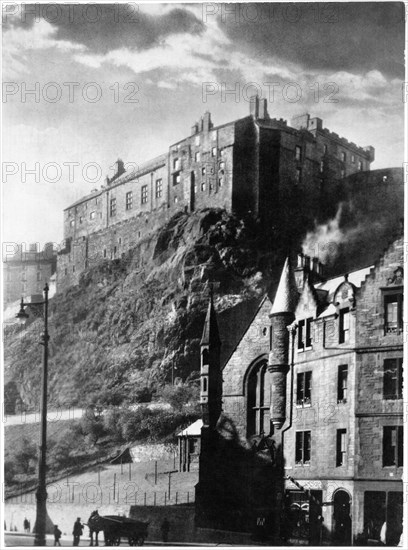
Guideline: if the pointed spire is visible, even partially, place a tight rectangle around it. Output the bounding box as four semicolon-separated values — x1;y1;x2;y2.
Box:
200;290;221;346
271;257;298;315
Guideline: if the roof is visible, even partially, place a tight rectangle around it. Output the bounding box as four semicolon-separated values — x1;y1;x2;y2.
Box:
200;295;221;346
177;419;203;437
271;258;298;315
314;265;373;302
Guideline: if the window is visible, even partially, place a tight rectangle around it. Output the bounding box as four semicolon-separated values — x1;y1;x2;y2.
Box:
110;198;117;217
341;152;346;162
189;438;198;454
126;191;133;210
73;265;76;273
339;308;350;343
201;182;206;191
202;166;206;176
195;152;201;162
337;365;348;403
351;154;355;163
296;371;312;406
340;169;345;178
336;429;347;466
212;147;217;157
90;211;96;220
295;146;302;161
141;185;148;204
320;160;324;173
384;292;403;334
70;220;75;227
218;177;223;188
173;173;181;186
195;135;200;146
383;358;403;399
247;361;271;437
298;318;313;350
211;130;217;141
155;179;163;198
104;249;107;258
295;167;302;185
295;431;311;464
359;161;363;171
323;144;328;154
173;158;180;170
383;426;403;467
79;216;83;224
174;196;178;203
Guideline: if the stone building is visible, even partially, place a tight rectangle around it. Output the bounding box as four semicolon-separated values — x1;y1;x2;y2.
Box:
196;234;403;545
57;96;375;290
3;243;57;306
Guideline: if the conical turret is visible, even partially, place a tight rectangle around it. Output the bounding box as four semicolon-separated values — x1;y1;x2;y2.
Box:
268;257;298;429
200;293;222;429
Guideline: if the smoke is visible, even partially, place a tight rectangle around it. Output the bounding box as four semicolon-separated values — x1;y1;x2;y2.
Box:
302;204;345;264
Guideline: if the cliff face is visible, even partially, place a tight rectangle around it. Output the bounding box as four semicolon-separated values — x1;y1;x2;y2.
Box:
4;168;403;410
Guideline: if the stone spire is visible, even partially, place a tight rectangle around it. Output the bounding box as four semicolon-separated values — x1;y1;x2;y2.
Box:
270;257;298;315
200;291;221;347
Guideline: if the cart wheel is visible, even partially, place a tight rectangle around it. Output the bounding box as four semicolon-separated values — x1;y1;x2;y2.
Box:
112;535;121;546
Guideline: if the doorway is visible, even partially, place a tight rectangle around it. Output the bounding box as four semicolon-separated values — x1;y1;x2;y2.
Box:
333;489;351;546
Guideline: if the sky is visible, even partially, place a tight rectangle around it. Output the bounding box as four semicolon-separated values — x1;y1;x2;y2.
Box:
2;1;406;248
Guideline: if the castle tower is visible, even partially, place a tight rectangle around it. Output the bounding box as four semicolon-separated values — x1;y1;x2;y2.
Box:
268;258;298;429
200;292;222;430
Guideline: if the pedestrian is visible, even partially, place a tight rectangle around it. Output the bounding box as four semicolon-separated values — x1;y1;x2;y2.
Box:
72;517;83;546
380;521;387;545
54;524;62;546
161;518;170;543
23;518;29;533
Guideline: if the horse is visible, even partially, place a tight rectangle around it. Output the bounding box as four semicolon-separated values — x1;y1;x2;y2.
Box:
86;511;105;547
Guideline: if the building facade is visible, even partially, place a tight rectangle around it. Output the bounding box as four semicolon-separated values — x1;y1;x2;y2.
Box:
196;235;403;545
3;243;57;306
57;96;375;290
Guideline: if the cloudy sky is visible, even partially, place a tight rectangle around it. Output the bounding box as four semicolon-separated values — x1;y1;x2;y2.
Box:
2;1;405;247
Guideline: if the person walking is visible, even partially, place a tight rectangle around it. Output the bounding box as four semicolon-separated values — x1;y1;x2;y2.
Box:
54;525;62;546
161;518;170;543
72;517;83;546
23;518;29;533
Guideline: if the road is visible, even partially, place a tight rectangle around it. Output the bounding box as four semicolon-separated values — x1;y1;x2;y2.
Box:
4;533;207;546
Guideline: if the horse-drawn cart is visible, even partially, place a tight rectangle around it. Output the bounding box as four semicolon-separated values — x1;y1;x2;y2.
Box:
87;511;149;546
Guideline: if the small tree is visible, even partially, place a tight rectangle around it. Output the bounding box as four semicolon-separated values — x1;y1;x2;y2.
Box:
160;383;199;411
13;437;37;474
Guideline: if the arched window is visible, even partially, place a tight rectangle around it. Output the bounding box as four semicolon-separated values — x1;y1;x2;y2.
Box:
202;349;209;366
247;360;271;437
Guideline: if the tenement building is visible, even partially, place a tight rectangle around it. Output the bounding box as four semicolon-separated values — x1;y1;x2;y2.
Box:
195;235;403;545
3;243;57;306
57;96;375;290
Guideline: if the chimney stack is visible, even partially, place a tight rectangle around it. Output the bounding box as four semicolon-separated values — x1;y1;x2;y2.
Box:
250;95;260;118
203;111;212;133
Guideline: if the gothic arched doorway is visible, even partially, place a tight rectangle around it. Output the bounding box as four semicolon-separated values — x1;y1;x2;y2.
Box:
333;489;352;545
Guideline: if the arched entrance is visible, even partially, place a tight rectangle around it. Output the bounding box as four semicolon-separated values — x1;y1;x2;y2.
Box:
333;489;352;546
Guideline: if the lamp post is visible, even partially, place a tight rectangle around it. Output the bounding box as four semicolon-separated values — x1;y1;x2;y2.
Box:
16;283;50;546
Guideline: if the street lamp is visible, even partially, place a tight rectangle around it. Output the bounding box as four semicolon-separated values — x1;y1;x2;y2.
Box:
16;283;50;546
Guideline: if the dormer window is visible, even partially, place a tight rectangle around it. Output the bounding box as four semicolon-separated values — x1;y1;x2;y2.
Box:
383;290;403;335
339;308;350;344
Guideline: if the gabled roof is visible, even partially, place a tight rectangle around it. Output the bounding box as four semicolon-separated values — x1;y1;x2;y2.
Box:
177;419;203;437
314;265;373;303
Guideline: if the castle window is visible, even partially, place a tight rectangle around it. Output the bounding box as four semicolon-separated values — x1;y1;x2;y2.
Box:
104;249;106;258
173;173;181;186
79;216;83;224
156;179;163;198
202;377;207;393
195;152;201;162
195;135;200;146
174;196;178;203
201;182;206;191
336;429;347;466
212;147;217;157
110;198;117;217
359;161;363;171
90;211;96;220
298;318;312;350
141;185;148;204
70;220;75;227
219;161;225;170
296;371;312;406
351;154;355;163
320;160;324;173
383;358;403;399
339;308;350;343
173;158;180;170
341;152;346;162
247;360;270;437
209;181;214;191
383;426;403;467
295;146;302;161
337;365;348;403
323;144;328;154
218;177;223;188
383;290;403;334
295;431;311;464
295;168;302;185
126;191;133;210
202;166;206;176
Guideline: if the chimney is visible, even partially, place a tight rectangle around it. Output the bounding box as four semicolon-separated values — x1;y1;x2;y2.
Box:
258;98;269;119
191;123;198;136
203;111;212;133
115;159;125;178
249;95;259;118
308;117;323;131
290;113;310;130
